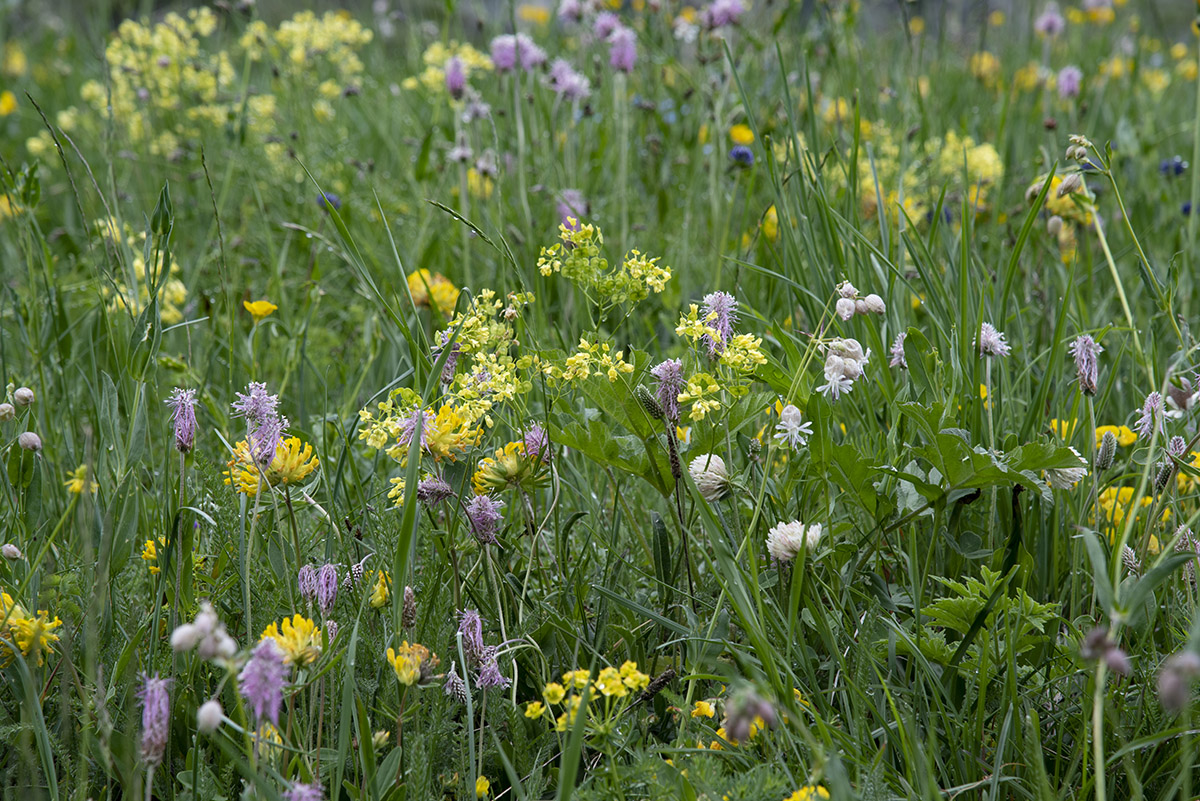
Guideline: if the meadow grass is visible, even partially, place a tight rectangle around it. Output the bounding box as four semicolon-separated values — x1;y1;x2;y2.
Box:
2;1;1200;799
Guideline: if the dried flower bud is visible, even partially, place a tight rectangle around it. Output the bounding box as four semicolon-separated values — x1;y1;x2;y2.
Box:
402;585;417;629
18;432;41;452
0;403;13;421
635;385;665;421
0;543;17;560
13;387;34;407
1156;461;1174;492
1096;431;1117;472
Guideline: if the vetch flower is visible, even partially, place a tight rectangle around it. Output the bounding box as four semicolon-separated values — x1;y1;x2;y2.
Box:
774;404;813;450
766;520;822;561
164;388;198;453
1069;335;1102;395
689;454;730;502
976;322;1011;358
692;700;715;718
387;641;437;686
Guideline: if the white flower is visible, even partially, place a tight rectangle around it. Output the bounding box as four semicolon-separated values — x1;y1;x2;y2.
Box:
1047;447;1088;490
689;454;730;502
774;404;813;450
766;521;822;561
836;280;858;299
170;623;203;652
197;699;224;734
816;373;854;401
977;322;1011;358
889;332;907;368
818;338;870;402
863;294;885;314
1;544;21;560
835;297;856;320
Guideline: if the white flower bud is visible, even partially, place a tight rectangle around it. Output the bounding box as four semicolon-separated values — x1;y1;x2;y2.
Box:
13;387;34;407
854;299;868;315
835;297;856;321
836;280;858;299
863;294;885;314
1057;173;1083;197
18;432;41;452
196;699;224;734
0;403;13;421
170;623;202;652
1047;215;1064;236
1;544;21;560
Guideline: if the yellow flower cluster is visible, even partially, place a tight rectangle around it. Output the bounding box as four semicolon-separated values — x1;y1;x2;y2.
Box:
64;464;98;495
407;269;461;317
784;788;831;801
96;220;191;325
441;290;536;427
401;41;493;94
224;437;320;495
677;373;721;421
387;641;438;686
554;339;635;383
243;10;372;81
262;614;322;666
1097;486;1167;539
0;592;62;667
370;571;391;608
538;222;672;308
533;662;650;730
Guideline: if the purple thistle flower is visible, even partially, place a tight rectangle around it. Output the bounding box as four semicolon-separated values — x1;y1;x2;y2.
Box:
417;475;455;506
465;495;505;545
558;0;584;23
232;381;279;424
976;322;1011;358
1034;3;1065;36
608;26;637;73
316;563;339;615
459;609;487;665
397;406;434;451
1134;392;1164;440
444;661;467;703
477;657;511;690
523;423;550;462
490;35;518;72
239;639;287;726
138;673;172;766
548;59;590;101
298;564;318;601
232;381;286;465
516;33;547;72
1057;66;1083;100
889;332;908;369
1069;334;1102;395
700;292;738;357
650;359;686;423
594;11;620;39
445;56;466;100
285;782;324;801
165;388;198;453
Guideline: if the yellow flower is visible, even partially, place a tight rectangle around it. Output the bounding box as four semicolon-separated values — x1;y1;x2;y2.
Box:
729;124;755;146
908;16;925;35
472;441;547;495
1049;418;1077;440
64;465;99;495
692;700;715;718
517;3;551;24
476;775;491;798
0;90;15;117
2;42;27;77
594;666;628;698
1095;425;1137;448
406;269;460;317
988;9;1005;26
141;538;165;574
543;682;566;704
370;571;391;608
619;660;649;690
784;787;831;801
261;614;322;666
387;641;436;686
762;205;780;242
562;668;591;690
243;299;277;323
224;437;320;495
969;51;1000;86
0;594;62;667
468;168;494;200
525;701;545;719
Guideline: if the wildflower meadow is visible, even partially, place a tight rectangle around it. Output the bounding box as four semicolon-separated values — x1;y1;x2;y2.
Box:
4;0;1200;798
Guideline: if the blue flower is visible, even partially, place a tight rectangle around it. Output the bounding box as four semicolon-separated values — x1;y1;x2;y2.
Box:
317;192;341;211
729;145;754;166
1160;156;1188;177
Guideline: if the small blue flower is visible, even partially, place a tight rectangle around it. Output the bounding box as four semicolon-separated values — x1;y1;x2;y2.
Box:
729;145;754;166
1184;201;1192;216
317;192;341;211
1160;156;1188;177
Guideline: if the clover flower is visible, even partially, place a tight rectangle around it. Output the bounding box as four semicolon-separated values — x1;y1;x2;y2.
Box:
1034;3;1065;36
138;674;172;766
490;35;518;72
766;521;822;561
240;639;287;726
165;387;198;453
1134;391;1164;440
1068;335;1102;395
976;322;1011;358
689;453;730;501
594;11;620;39
465;495;505;545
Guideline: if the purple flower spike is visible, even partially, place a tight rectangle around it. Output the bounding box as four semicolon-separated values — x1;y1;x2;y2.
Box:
138;673;172;766
165;388;198;453
240;639;287;726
